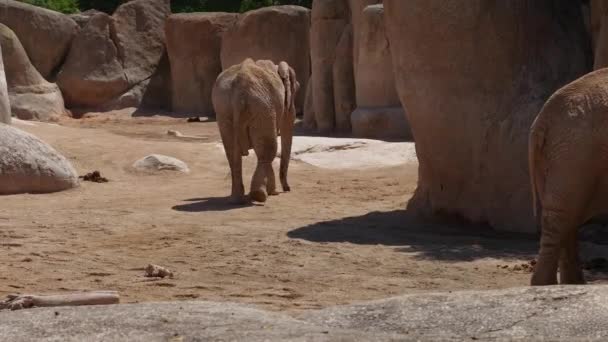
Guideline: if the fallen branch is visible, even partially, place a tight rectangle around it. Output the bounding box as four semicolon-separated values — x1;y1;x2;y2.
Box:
0;291;119;311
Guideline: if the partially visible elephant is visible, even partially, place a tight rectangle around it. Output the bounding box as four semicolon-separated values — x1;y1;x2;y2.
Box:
529;68;608;286
212;58;299;204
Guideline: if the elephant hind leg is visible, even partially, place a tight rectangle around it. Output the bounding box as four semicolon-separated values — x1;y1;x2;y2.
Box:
531;208;562;286
250;134;278;202
559;228;585;284
219;122;246;204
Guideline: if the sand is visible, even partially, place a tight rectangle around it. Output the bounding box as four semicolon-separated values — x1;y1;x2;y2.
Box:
0;112;604;313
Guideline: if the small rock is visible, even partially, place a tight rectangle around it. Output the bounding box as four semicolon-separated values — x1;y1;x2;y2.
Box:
145;264;174;279
133;155;189;173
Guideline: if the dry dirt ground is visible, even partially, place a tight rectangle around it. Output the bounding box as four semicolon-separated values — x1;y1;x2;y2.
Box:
1;111;606;312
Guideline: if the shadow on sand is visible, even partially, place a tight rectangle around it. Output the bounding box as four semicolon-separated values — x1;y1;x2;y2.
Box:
288;210;539;262
172;197;258;212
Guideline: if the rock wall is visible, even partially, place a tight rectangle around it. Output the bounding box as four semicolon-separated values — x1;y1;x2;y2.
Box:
0;0;78;79
0;24;66;121
166;13;239;115
57;0;170;110
221;6;311;113
384;0;590;232
0;42;10;125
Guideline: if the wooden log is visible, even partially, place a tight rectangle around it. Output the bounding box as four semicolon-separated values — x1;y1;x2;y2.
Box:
0;291;119;311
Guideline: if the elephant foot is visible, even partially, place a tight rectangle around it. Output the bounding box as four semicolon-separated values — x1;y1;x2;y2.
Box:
282;185;291;192
530;271;558;286
250;189;268;203
268;191;279;196
559;270;586;285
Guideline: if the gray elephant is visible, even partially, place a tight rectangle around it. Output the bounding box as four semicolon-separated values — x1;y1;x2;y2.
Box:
529;68;608;286
212;58;299;204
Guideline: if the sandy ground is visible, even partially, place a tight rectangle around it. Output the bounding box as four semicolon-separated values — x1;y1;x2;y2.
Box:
1;111;606;312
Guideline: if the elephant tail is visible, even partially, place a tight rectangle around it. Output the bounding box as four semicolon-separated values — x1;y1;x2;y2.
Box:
529;119;545;222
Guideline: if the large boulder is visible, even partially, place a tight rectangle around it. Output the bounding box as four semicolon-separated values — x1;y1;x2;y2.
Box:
348;0;381;76
0;43;10;124
592;0;608;69
166;13;239;115
57;0;170;109
355;5;400;108
0;24;66;121
221;6;310;113
311;0;349;133
351;107;411;140
351;4;410;140
0;0;78;79
0;124;78;194
332;24;355;132
383;0;590;232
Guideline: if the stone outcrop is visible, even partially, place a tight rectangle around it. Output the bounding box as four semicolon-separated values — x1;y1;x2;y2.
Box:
221;6;310;113
592;0;608;69
332;24;355;132
166;13;239;115
383;0;590;232
1;286;608;341
0;0;79;79
57;0;170;109
133;154;190;173
69;9;104;28
0;124;78;194
351;4;410;140
310;0;349;133
0;43;10;124
0;24;66;121
351;107;411;140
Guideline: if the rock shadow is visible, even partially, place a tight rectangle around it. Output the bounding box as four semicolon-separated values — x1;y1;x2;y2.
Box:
172;197;257;212
288;210;539;262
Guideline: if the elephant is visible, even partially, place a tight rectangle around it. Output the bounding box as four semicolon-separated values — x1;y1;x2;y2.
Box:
212;58;299;204
529;68;608;286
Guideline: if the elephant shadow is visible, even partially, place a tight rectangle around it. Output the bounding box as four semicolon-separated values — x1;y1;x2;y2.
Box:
172;197;259;212
288;210;540;262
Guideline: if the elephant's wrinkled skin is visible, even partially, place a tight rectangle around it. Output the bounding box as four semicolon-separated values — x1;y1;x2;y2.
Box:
529;68;608;286
212;59;299;203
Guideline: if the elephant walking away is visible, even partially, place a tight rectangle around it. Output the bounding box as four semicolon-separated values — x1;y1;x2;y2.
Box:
529;68;608;285
212;58;299;204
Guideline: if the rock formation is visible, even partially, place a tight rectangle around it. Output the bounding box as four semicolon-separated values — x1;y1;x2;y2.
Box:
0;43;10;125
0;0;78;79
310;0;349;133
0;24;66;121
57;0;170;109
0;124;79;194
351;4;411;140
221;6;310;113
383;0;590;232
166;12;239;115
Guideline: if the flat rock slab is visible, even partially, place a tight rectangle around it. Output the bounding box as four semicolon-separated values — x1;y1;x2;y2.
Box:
1;286;608;341
133;154;190;173
216;136;417;169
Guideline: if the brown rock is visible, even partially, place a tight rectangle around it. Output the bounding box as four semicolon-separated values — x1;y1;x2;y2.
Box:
593;0;608;69
69;9;104;28
355;4;400;108
311;0;349;133
333;24;355;132
0;0;78;79
351;107;411;140
222;6;310;113
0;24;66;121
383;0;589;232
0;42;10;124
58;0;170;109
166;12;238;115
348;0;381;76
303;80;316;130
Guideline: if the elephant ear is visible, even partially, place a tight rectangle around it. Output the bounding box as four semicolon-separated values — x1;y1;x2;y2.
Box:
278;61;298;115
